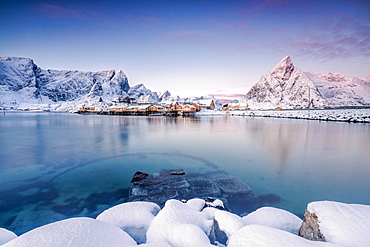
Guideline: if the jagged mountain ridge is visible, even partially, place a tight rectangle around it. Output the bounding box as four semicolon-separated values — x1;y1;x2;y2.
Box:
0;56;130;109
128;83;159;102
245;56;370;109
245;56;328;109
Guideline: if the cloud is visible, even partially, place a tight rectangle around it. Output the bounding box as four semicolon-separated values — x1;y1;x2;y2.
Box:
30;2;161;26
31;3;98;20
290;16;370;61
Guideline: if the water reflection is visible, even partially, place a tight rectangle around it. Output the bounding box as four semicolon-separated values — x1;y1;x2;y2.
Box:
0;113;369;235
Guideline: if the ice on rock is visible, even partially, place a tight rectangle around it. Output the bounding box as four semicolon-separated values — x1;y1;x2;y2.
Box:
2;217;137;247
0;228;17;245
301;201;370;247
97;201;160;244
146;199;213;247
242;207;302;234
227;224;339;247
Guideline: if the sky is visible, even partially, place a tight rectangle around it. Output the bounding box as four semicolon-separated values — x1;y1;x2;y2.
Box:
1;0;369;101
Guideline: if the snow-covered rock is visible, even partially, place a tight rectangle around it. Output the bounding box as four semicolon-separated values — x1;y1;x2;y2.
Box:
0;228;17;245
227;224;338;247
2;217;137;247
186;198;206;211
96;201;161;244
299;201;370;247
245;56;329;109
146;199;213;247
242;207;302;234
214;211;245;238
0;56;130;110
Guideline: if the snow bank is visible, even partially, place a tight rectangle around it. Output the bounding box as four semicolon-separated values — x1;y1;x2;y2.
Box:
2;217;137;247
146;199;213;247
306;201;370;247
96;201;160;244
243;207;302;234
0;228;17;245
222;109;370;123
227;224;339;247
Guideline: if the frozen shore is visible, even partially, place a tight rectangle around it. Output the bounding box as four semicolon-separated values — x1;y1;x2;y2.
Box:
1;199;369;247
196;108;370;123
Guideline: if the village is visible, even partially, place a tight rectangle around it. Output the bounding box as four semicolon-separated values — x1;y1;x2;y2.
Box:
77;94;250;116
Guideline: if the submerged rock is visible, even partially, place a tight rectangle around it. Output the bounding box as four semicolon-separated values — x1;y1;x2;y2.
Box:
129;170;258;216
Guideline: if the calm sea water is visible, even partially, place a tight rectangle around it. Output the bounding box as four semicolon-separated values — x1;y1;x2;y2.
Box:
1;112;369;234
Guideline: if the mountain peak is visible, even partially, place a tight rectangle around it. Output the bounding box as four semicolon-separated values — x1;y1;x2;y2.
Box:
271;56;295;80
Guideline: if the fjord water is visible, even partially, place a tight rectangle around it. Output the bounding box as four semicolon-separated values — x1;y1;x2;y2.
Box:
1;112;369;234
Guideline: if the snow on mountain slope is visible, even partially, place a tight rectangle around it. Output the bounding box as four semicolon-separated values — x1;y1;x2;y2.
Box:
128;83;159;102
362;75;370;83
159;90;171;100
0;56;130;110
306;72;370;107
245;56;329;109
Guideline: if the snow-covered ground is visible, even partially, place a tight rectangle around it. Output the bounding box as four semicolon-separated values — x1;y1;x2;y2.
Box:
1;200;369;246
196;108;370;123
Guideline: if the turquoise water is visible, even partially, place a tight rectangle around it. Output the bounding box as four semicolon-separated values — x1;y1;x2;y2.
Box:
1;112;369;234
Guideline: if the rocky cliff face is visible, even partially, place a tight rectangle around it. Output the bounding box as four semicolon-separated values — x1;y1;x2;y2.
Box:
0;56;130;109
245;56;329;109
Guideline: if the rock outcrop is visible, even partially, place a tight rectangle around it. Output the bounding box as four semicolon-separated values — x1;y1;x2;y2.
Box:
129;170;259;215
299;209;326;241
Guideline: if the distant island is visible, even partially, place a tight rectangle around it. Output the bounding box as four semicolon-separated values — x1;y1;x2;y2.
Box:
1;56;370;113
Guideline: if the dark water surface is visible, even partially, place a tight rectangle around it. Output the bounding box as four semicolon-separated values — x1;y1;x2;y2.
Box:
1;112;369;234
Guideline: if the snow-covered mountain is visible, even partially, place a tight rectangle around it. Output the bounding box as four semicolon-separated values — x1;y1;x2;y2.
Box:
0;56;130;110
128;83;159;102
158;90;171;101
245;56;328;109
306;72;370;107
245;56;370;109
362;75;370;83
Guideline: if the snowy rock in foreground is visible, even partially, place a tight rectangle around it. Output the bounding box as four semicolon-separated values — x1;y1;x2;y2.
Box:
243;207;302;234
2;217;137;247
299;201;370;247
97;201;160;244
0;228;17;245
209;210;246;245
146;199;213;247
228;224;338;247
